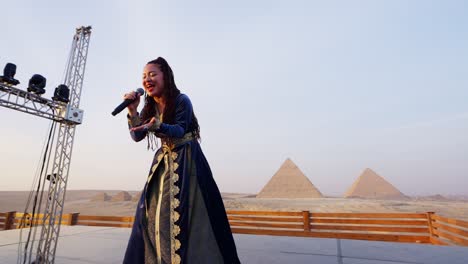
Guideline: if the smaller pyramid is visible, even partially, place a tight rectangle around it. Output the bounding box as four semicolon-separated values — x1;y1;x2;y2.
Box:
344;168;407;199
132;191;143;202
416;194;450;202
111;191;132;202
90;192;112;202
257;158;323;198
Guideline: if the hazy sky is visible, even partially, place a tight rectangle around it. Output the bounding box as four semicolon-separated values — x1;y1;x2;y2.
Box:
0;0;467;196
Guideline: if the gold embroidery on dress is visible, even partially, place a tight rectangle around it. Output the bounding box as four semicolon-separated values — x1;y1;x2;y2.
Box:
172;211;180;222
144;151;166;228
155;155;169;264
147;153;165;183
157;153;164;163
128;114;141;127
149;153;164;175
168;150;181;264
171;198;180;209
174;254;181;264
156;133;193;264
172;173;179;183
173;186;180;195
173;225;181;236
175;239;181;250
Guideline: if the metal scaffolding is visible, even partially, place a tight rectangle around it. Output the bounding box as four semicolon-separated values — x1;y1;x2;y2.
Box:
0;26;91;264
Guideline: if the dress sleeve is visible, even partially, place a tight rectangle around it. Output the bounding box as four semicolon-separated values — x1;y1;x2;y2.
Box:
156;94;193;138
127;113;147;142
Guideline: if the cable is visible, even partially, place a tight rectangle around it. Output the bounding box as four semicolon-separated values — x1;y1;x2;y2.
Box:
24;120;54;264
62;36;74;85
17;119;55;264
17;118;56;264
28;120;57;264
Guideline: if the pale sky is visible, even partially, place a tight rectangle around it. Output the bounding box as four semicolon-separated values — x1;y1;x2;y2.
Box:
0;0;467;196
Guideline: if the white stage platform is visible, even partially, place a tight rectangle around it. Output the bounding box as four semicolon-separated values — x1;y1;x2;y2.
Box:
0;226;467;263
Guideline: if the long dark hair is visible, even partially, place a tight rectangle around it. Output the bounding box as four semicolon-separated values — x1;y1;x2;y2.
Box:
140;57;200;140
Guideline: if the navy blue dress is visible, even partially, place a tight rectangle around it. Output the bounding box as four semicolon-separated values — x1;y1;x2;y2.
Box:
123;94;241;264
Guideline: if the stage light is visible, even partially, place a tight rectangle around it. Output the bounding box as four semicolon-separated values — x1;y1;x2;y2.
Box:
0;63;20;85
46;173;57;184
52;84;70;103
27;74;46;95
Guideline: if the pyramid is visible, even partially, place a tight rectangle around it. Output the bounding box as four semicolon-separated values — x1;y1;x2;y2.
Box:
344;168;407;199
257;158;323;198
416;194;450;202
132;191;142;202
90;192;111;202
111;191;132;202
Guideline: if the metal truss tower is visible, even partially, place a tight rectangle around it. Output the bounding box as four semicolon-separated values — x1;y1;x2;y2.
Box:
0;26;92;264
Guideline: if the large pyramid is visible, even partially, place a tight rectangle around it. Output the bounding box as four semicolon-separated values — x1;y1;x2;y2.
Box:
344;168;407;199
257;158;323;198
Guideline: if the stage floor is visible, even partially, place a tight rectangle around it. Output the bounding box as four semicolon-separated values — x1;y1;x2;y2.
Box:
0;226;467;264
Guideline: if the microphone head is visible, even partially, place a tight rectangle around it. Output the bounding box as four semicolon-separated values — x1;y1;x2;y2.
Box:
136;88;145;95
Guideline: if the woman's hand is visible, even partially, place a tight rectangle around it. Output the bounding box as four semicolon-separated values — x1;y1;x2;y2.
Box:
123;91;141;116
130;117;160;132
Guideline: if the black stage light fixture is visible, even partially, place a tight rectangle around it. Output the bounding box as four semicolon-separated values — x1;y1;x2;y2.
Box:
52;84;70;103
27;74;46;95
46;173;57;184
0;63;20;85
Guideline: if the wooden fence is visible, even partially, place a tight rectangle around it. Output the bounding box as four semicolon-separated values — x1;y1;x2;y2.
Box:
1;211;467;247
228;211;432;244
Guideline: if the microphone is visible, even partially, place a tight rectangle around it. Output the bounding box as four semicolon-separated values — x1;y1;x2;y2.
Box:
111;88;145;116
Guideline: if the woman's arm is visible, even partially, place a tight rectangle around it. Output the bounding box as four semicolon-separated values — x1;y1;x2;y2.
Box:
129;94;194;139
153;94;193;138
127;113;147;142
122;90;146;142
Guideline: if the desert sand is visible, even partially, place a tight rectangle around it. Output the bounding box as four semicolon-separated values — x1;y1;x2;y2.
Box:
0;191;467;220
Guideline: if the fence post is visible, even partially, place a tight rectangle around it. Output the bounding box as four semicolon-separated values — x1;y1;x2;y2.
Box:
426;212;435;243
5;211;16;230
67;213;80;226
302;211;310;232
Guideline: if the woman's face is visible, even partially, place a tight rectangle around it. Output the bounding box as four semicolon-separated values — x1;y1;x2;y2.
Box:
142;64;165;98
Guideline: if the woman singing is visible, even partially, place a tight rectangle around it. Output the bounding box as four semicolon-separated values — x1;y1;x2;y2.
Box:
122;57;241;264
